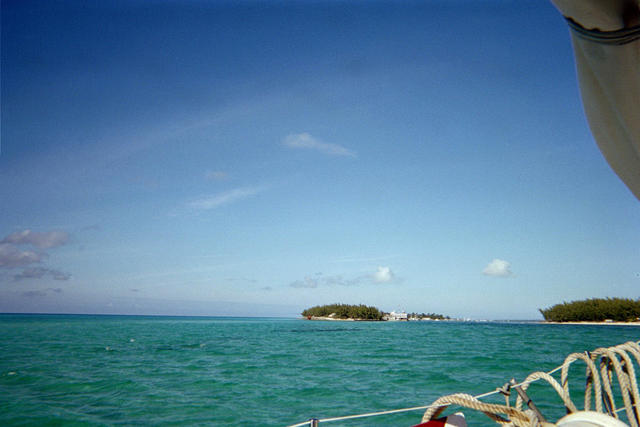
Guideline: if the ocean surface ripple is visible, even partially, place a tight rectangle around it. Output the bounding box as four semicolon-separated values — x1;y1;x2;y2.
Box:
1;315;638;426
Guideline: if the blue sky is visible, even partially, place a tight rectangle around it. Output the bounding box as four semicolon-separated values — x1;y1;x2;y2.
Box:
1;0;639;319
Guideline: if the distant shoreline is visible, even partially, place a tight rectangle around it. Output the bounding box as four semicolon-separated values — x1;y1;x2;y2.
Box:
543;321;640;326
304;316;457;322
304;317;640;326
304;316;383;322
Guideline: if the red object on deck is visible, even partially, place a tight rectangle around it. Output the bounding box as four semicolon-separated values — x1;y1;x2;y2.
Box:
412;420;446;427
411;413;466;427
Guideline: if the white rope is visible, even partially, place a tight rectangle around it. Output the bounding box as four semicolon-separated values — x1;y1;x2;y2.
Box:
616;402;639;414
286;340;640;427
423;341;640;426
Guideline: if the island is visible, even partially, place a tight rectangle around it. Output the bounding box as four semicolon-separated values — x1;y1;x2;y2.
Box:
302;304;384;321
301;304;450;321
539;297;640;323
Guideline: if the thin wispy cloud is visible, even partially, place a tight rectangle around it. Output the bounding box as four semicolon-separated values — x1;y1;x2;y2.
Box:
482;259;513;277
21;287;63;298
289;274;355;288
0;243;43;268
13;267;71;281
0;230;71;283
283;133;356;157
81;224;101;231
186;186;265;212
204;170;228;181
2;230;69;249
331;254;400;264
22;290;48;298
290;267;398;289
290;276;320;288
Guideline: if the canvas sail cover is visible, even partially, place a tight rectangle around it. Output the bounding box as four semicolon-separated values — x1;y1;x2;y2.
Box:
552;0;640;200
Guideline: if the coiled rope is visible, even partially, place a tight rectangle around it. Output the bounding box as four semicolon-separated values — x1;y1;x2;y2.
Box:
420;340;640;426
287;340;640;427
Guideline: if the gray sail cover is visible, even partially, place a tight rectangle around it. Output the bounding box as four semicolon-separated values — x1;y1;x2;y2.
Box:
552;0;640;200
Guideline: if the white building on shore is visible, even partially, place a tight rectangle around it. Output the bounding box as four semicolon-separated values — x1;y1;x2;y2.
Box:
385;310;408;321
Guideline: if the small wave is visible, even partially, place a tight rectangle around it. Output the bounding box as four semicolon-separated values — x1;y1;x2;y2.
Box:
181;343;204;349
289;328;359;333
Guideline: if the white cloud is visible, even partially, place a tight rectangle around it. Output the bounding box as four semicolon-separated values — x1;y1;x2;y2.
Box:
187;186;263;211
283;133;356;157
373;266;394;283
0;243;43;268
204;170;228;181
482;259;513;277
2;230;69;249
0;231;71;281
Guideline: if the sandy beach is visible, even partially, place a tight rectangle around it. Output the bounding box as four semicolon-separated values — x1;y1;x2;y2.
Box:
543;321;640;326
305;316;384;322
306;318;640;326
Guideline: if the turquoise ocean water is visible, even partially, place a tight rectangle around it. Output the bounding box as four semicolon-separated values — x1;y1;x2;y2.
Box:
1;314;638;426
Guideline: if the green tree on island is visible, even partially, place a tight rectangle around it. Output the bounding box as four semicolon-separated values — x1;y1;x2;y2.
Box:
302;304;383;320
539;297;640;322
408;312;450;320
